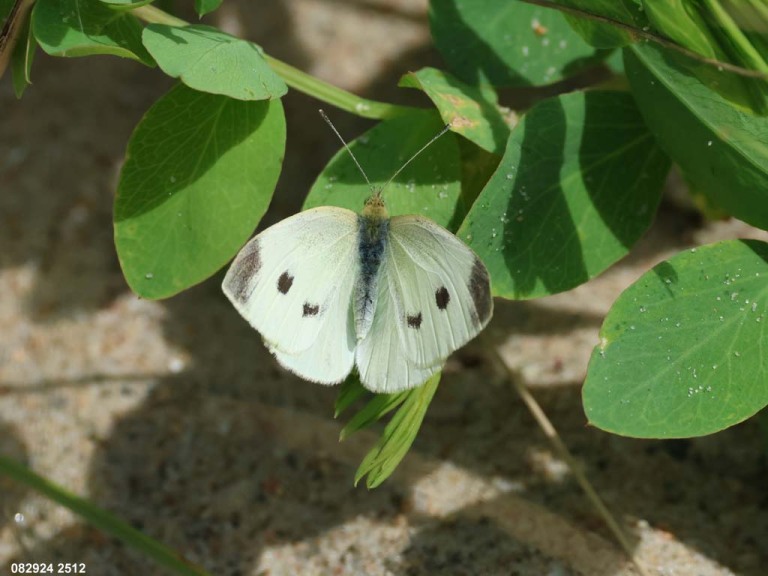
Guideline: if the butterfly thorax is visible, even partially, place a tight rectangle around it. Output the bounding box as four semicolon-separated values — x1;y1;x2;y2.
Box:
355;193;390;340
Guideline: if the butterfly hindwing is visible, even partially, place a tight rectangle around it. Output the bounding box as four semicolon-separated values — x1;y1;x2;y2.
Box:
355;258;443;393
222;207;360;383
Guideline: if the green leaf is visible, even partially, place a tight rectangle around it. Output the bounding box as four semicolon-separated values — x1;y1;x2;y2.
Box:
429;0;602;87
556;0;648;48
334;375;369;418
32;0;154;64
10;4;36;97
626;43;768;229
354;373;440;488
142;24;287;101
1;0;14;20
641;0;768;114
399;67;510;155
459;90;669;299
114;83;286;299
583;239;768;438
457;136;502;211
194;0;221;17
99;0;156;11
304;110;464;230
340;388;409;442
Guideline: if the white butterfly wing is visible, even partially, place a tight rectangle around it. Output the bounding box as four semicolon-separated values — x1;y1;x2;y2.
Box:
354;259;442;393
386;215;492;368
355;215;492;393
222;207;359;384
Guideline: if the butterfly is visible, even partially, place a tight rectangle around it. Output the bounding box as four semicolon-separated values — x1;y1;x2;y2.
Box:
222;112;493;393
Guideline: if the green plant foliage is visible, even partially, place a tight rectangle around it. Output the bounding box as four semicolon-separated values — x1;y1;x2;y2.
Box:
429;0;602;86
0;456;211;576
32;0;154;64
399;67;510;155
459;90;669;299
114;83;286;299
142;24;287;100
10;7;36;97
626;43;768;230
583;239;768;438
354;373;440;488
194;0;222;17
334;375;369;417
339;387;410;441
556;0;647;48
1;0;13;20
98;0;155;10
642;0;768;114
304;110;464;229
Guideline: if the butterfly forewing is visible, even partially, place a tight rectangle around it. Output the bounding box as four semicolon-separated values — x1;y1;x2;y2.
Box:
222;207;360;370
385;216;493;368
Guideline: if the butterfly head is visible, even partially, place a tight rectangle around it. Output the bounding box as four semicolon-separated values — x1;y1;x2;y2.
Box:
362;190;388;220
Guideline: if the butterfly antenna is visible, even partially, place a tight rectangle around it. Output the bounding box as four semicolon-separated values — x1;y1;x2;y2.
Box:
319;109;373;191
380;121;452;195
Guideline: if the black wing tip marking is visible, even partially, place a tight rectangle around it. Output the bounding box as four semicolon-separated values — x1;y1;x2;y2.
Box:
226;239;262;304
468;258;492;326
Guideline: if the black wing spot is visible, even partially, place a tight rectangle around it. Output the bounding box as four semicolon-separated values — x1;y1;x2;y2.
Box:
435;286;450;310
277;271;294;294
303;303;320;317
407;312;423;329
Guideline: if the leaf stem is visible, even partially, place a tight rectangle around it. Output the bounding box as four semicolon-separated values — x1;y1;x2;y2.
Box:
493;350;651;576
131;5;417;119
517;0;768;80
0;455;210;576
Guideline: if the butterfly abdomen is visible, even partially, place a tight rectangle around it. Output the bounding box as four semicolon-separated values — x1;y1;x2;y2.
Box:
354;214;389;339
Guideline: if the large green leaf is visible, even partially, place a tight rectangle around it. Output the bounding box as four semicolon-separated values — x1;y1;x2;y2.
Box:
32;0;153;64
626;43;768;230
304;110;463;230
114;84;286;299
583;239;768;438
429;0;602;86
399;67;510;155
142;24;286;101
459;90;669;299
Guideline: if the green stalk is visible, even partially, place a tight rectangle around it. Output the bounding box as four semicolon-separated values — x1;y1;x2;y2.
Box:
0;455;210;576
702;0;768;73
131;5;416;120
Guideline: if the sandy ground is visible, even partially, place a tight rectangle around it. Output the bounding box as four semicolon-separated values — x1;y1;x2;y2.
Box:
1;1;767;575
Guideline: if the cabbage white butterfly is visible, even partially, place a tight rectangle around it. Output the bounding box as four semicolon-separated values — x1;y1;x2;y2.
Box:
222;112;493;393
